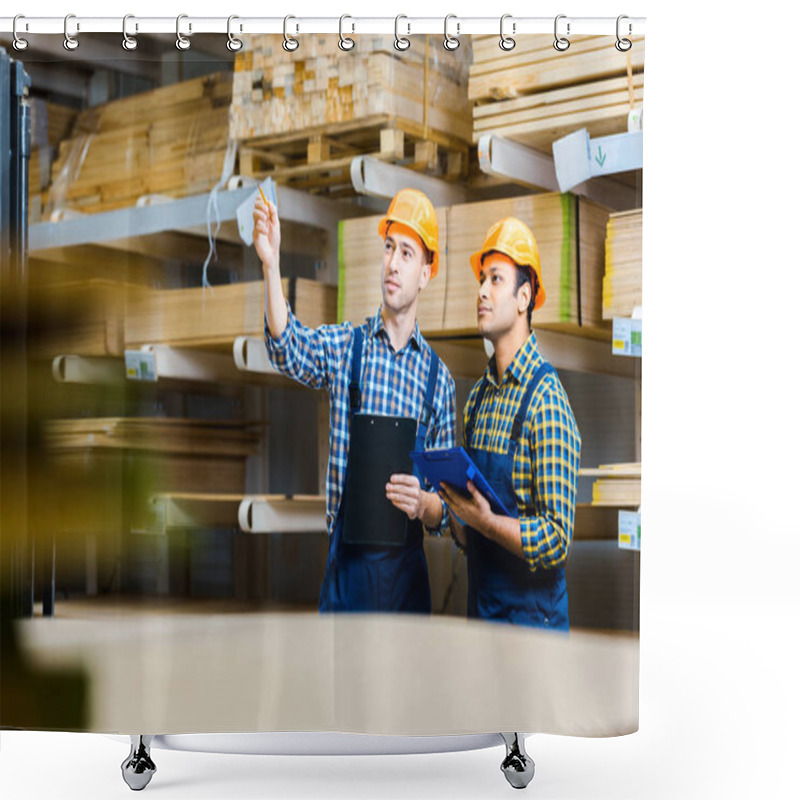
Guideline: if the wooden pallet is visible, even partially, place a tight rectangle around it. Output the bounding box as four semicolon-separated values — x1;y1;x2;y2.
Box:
231;34;472;196
238;115;468;195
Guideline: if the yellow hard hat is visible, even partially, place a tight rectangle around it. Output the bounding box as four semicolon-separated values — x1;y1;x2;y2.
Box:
469;217;545;311
378;188;440;278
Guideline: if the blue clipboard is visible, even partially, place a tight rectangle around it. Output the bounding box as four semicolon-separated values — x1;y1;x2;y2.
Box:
410;447;512;517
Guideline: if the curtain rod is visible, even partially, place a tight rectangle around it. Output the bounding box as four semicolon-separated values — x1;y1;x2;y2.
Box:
1;15;646;38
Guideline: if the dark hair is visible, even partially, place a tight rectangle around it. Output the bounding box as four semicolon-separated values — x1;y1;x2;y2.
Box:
515;265;539;328
481;252;539;327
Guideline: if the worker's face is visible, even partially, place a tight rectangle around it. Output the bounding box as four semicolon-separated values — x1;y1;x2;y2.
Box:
381;226;431;314
477;253;531;342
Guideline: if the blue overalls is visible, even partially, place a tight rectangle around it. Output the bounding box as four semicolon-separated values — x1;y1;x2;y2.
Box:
319;327;440;614
464;361;570;631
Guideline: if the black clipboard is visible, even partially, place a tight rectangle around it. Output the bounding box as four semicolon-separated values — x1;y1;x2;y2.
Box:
342;415;417;547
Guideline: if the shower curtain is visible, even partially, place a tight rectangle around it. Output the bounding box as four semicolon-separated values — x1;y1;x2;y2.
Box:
0;20;643;794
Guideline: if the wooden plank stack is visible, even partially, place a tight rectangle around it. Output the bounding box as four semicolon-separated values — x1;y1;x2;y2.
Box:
45;417;262;494
339;192;610;338
229;35;472;192
337;211;448;332
469;35;645;150
603;209;642;319
445;193;610;336
29;279;147;359
47;74;233;216
585;462;641;507
125;278;336;349
28;99;78;221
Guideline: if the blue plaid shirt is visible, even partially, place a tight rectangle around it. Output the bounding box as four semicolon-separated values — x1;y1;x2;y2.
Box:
265;304;457;538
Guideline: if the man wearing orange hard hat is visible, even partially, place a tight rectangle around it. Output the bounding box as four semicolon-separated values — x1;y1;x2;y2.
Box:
255;187;456;615
438;217;581;630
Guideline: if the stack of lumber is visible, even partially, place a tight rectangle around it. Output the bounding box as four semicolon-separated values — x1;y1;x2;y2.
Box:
45;417;262;494
47;74;233;216
338;211;448;332
445;193;610;336
29;280;146;359
229;35;472;192
231;34;471;141
582;463;641;507
603;209;642;319
339;192;610;338
28;99;78;221
125;278;336;348
469;35;644;150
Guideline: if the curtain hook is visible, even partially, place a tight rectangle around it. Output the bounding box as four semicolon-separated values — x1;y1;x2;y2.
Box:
339;14;355;51
443;14;460;51
615;15;633;52
554;14;570;51
499;14;516;51
122;14;138;51
176;14;191;50
283;15;299;52
227;15;243;52
63;13;79;51
12;15;29;51
394;15;410;51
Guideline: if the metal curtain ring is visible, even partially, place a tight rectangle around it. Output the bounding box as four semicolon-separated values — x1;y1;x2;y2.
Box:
12;15;29;50
283;15;299;51
394;15;410;51
63;14;79;51
554;14;570;51
227;15;243;52
615;15;632;51
176;14;191;50
499;14;516;51
339;14;355;51
122;14;138;51
443;14;460;51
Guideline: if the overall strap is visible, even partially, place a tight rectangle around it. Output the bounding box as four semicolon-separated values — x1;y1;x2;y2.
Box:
348;326;365;414
465;376;491;448
510;361;556;444
416;348;440;446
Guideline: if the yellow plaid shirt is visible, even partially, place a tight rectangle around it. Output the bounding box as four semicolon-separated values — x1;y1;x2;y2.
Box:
462;332;581;572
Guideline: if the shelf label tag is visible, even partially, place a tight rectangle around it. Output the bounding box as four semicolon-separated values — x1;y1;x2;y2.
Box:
125;350;157;382
612;317;642;357
618;510;641;551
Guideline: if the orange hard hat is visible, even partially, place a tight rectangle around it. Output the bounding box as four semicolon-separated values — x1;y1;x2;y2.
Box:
469;217;546;311
378;188;440;278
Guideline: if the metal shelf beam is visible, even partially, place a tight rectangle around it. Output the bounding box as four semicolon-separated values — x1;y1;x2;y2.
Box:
477;133;639;211
51;355;124;385
238;495;327;534
350;155;470;207
233;336;280;376
29;184;355;283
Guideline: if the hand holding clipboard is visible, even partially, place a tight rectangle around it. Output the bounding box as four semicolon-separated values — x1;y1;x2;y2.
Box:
410;447;512;517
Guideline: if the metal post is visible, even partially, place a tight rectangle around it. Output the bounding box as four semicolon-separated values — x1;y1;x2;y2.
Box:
0;47;33;620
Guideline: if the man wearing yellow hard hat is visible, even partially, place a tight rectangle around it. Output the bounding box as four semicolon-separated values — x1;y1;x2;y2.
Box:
254;188;456;614
439;217;581;630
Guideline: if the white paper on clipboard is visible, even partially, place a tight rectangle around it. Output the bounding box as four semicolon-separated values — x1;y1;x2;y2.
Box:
236;177;278;246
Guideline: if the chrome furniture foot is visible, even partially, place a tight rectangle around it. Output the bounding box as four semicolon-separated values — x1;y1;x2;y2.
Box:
500;733;535;789
121;735;156;791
